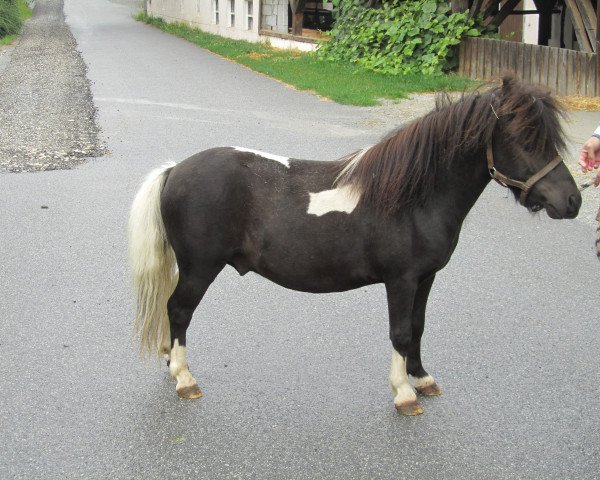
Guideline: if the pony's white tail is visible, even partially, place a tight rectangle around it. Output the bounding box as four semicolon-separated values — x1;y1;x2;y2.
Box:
128;163;178;357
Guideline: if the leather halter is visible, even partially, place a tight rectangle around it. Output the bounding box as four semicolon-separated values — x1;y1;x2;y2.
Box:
486;142;564;206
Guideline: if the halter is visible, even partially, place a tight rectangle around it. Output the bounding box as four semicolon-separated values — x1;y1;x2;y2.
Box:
486;99;563;206
486;143;563;205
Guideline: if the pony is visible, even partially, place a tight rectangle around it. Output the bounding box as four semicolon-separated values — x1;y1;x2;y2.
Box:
128;77;581;415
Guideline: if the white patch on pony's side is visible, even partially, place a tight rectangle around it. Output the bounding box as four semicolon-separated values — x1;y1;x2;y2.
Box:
233;147;290;168
307;185;360;217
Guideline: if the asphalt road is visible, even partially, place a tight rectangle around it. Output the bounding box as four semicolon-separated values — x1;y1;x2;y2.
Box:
1;1;599;479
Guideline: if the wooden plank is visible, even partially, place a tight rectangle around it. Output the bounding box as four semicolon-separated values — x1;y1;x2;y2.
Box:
470;38;477;79
483;39;492;80
515;41;524;81
465;40;473;78
577;51;584;95
522;43;532;84
530;43;540;86
547;46;559;93
540;45;550;88
462;39;469;78
462;39;470;78
491;38;500;80
584;52;595;96
508;40;518;78
565;0;594;52
479;38;486;80
500;42;513;76
589;53;597;96
575;0;596;51
558;48;569;95
567;49;579;95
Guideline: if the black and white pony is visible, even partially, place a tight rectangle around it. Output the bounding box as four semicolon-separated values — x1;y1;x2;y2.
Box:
128;77;581;415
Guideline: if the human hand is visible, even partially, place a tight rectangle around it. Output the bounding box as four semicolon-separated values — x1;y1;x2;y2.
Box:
579;135;600;173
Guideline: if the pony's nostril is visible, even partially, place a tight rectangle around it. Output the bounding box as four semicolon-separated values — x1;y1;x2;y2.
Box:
568;193;581;213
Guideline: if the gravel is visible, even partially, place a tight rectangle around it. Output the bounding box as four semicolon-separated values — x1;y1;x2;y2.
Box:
0;0;106;173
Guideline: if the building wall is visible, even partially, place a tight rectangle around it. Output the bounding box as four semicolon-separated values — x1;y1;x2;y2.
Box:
146;0;261;42
145;0;314;49
261;0;288;33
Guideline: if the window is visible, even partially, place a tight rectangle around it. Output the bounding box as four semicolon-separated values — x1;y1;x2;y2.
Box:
245;0;253;30
229;0;235;27
212;0;219;24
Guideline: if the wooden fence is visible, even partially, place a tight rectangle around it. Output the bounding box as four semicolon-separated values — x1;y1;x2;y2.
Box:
458;37;598;97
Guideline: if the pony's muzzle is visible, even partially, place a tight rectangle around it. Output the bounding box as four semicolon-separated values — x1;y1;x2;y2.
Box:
545;191;581;219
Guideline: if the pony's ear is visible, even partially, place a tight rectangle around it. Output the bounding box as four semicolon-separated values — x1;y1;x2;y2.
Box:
501;74;516;91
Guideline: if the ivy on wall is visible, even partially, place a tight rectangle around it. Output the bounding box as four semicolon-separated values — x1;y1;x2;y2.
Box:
317;0;481;76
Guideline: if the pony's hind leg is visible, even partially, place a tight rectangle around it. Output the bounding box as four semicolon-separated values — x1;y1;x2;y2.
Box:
167;263;224;399
407;275;442;397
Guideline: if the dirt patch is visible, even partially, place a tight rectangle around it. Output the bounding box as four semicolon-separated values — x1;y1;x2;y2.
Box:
246;52;271;59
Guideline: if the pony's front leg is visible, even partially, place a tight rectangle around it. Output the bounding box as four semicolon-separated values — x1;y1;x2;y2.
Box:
407;274;442;397
385;279;423;416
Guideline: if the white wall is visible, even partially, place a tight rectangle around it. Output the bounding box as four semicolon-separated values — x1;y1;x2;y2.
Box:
522;0;539;45
146;0;315;50
146;0;261;42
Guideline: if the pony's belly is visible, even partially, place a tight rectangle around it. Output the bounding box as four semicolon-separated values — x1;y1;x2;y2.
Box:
250;255;379;293
257;268;377;293
231;253;377;293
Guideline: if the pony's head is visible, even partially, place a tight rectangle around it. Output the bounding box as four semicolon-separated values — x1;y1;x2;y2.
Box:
488;76;581;219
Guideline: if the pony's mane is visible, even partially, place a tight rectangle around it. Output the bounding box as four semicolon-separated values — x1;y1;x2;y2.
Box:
335;76;566;213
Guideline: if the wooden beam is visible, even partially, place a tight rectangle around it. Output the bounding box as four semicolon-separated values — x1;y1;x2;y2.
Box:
482;0;500;20
469;0;486;19
565;0;594;52
575;0;597;51
451;0;469;13
489;0;522;27
535;0;552;46
289;0;306;36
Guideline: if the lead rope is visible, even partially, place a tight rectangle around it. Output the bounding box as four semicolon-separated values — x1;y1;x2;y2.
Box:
578;180;600;261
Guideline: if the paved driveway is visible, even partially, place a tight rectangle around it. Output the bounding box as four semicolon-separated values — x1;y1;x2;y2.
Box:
1;1;599;478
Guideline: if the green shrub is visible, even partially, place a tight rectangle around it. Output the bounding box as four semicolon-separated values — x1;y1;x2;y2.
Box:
0;0;23;38
318;0;481;76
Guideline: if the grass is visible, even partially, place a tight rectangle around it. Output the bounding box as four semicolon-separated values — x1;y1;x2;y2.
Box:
135;13;475;106
0;0;32;46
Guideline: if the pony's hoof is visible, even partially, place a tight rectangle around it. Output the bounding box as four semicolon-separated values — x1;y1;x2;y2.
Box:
176;384;202;399
416;382;442;396
395;401;424;416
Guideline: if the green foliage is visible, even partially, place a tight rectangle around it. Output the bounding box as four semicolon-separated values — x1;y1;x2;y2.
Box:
0;0;23;38
318;0;481;76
